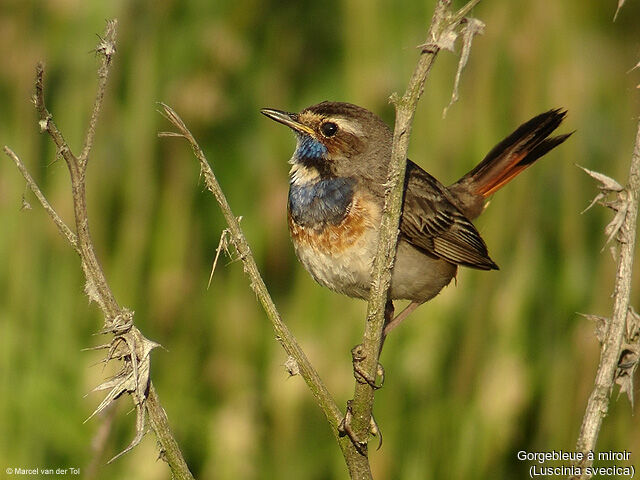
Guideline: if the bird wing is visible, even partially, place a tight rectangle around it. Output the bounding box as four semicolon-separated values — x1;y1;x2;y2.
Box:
400;160;498;270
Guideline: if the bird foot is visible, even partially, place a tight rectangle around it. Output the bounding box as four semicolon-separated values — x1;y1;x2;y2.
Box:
351;344;385;389
338;400;383;452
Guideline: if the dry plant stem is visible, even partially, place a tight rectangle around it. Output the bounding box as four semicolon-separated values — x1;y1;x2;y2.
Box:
157;104;370;474
6;20;194;480
347;0;482;465
79;32;115;163
147;385;193;479
35;61;118;316
3;146;78;250
570;119;640;479
6;145;192;476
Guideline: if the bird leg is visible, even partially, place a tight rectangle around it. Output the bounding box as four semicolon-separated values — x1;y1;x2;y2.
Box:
349;300;392;388
382;300;424;336
340;301;395;451
349;301;422;406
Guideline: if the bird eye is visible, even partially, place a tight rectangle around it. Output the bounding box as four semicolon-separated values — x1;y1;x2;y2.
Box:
320;122;338;137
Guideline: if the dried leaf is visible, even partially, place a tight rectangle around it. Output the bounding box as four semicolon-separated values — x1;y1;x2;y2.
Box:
614;307;640;405
81;343;111;352
209;228;231;289
87;369;127;393
580;191;605;215
437;24;458;52
108;404;146;463
84;276;101;306
577;165;623;192
614;0;626;21
578;313;609;343
158;102;190;135
615;348;638;406
577;165;630;247
443;18;485;118
85;370;131;422
21;195;32;211
85;325;159;461
603;194;628;245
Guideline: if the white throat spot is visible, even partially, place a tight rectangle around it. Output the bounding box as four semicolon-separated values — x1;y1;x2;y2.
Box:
289;164;320;186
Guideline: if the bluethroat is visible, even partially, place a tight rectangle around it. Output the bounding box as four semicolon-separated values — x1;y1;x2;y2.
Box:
261;102;570;333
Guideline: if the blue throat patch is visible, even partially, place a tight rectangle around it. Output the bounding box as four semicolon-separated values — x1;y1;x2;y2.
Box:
295;134;328;161
289;133;355;226
289;176;355;227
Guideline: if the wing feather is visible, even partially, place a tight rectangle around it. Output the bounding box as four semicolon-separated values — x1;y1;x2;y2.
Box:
401;161;498;270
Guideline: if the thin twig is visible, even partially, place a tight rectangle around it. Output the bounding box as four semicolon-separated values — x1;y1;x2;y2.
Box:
34;63;78;173
80;21;117;164
346;0;482;466
6;20;194;480
34;58;119;316
3;146;79;251
157;103;370;473
570;117;640;479
451;0;482;25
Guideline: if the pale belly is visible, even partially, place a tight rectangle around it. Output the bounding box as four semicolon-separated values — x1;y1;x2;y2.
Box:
292;229;457;302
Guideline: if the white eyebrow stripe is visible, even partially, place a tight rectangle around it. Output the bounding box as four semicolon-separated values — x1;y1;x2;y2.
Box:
331;118;363;137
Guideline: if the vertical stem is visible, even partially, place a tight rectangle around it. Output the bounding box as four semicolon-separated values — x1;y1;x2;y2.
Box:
147;385;195;480
21;21;196;479
347;0;473;463
570;118;640;479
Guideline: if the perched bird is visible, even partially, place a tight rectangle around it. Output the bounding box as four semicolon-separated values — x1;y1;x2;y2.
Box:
261;102;570;333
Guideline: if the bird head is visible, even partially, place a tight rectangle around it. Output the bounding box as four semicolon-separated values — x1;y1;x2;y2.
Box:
261;101;392;185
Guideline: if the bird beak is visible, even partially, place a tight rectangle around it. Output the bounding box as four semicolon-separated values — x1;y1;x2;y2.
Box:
260;108;315;136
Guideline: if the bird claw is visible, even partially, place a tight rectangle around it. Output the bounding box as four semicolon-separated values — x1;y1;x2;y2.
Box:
351;344;385;389
338;400;383;452
369;413;383;451
338;400;367;454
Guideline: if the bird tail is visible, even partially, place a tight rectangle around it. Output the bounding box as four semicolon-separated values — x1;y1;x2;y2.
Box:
451;109;572;215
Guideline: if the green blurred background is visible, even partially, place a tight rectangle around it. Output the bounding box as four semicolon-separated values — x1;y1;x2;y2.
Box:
1;0;639;479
